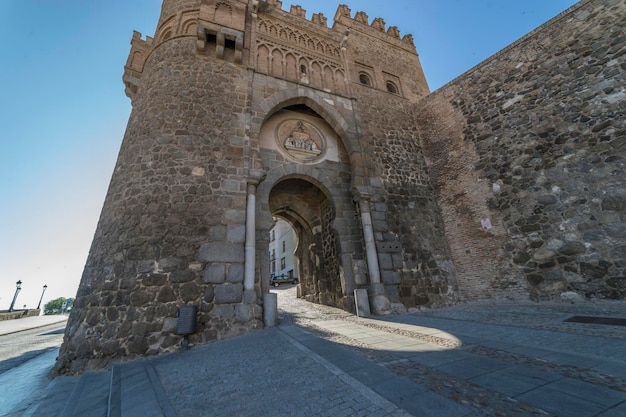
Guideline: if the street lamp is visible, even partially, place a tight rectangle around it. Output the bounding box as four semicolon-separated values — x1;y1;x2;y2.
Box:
37;284;48;310
8;280;22;312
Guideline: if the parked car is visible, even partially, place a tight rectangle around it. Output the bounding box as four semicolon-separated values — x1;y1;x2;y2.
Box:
270;274;299;287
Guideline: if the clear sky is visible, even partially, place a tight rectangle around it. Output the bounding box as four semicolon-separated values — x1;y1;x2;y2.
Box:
0;0;579;311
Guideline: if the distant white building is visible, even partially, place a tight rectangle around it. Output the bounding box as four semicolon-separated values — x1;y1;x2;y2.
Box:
268;219;296;279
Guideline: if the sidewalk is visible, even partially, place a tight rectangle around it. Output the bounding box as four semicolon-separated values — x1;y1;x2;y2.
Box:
0;315;68;336
7;292;626;416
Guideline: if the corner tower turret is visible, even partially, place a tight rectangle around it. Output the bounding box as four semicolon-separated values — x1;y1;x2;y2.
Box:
124;0;252;102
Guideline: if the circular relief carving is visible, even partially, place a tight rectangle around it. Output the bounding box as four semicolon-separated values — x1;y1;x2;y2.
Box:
275;119;326;163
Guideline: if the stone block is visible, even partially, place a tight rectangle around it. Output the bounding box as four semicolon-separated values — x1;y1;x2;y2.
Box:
559;241;586;256
137;260;156;274
381;270;401;285
199;242;244;262
376;241;402;253
211;304;235;320
378;253;393;269
142;273;167;286
204;264;226;283
162;317;178;332
130;290;153;306
392;253;404;269
157;286;176;303
559;291;586;303
354;288;370;317
227;225;246;243
214;283;243;304
243;288;257;304
606;223;626;238
180;282;202;302
170;269;195;283
227;264;244;283
209;225;227;240
235;304;253;323
159;257;182;272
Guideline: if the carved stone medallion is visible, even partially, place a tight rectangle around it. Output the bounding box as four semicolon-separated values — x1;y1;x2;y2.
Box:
275;119;325;162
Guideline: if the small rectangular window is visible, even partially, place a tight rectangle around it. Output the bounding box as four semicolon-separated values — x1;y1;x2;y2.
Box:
224;38;236;51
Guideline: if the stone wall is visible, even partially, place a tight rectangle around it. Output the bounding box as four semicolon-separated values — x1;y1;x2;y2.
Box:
0;310;41;321
353;90;458;308
416;0;626;301
333;6;456;308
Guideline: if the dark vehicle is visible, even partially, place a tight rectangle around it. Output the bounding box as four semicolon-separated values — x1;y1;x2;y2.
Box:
270;274;298;287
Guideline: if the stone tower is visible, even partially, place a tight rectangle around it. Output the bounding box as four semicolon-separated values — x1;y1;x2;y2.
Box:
57;0;626;374
56;0;455;373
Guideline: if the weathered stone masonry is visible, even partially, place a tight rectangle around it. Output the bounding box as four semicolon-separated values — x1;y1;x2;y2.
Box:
416;0;626;301
57;0;624;373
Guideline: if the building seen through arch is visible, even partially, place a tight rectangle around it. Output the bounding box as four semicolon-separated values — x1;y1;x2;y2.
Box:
269;218;296;282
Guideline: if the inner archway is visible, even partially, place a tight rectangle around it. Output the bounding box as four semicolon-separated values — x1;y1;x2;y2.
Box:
269;178;344;309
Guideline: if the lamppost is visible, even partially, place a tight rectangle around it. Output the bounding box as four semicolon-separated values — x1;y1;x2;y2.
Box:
37;284;48;310
8;280;22;312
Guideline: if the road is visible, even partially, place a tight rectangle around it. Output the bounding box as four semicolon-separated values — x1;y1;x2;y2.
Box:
0;319;67;416
0;321;66;374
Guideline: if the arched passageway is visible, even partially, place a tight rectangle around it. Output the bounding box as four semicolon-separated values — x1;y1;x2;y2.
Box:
253;100;372;314
269;178;344;309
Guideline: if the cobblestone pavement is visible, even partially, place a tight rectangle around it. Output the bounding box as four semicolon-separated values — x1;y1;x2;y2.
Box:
271;286;626;417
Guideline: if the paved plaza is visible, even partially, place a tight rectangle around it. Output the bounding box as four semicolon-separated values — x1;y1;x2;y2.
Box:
1;289;625;416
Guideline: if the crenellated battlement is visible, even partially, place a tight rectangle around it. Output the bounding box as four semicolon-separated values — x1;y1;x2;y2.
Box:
123;31;153;100
260;2;415;51
123;0;427;105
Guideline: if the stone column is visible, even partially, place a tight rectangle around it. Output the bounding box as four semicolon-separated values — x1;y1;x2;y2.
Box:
244;174;262;303
356;196;391;315
244;181;256;291
243;171;266;306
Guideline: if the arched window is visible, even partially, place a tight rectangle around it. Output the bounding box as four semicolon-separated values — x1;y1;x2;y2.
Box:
386;81;398;94
359;73;371;86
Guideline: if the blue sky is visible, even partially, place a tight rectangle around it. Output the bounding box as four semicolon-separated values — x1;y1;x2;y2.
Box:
0;0;578;310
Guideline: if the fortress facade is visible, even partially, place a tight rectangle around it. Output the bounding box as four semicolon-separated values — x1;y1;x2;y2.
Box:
57;0;625;373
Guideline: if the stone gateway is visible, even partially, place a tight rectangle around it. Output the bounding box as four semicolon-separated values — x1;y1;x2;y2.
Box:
56;0;625;374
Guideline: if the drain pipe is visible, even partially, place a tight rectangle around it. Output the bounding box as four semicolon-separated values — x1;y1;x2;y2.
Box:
356;195;391;315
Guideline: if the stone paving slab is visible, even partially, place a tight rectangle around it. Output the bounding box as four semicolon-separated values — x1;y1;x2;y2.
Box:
380;314;626;362
152;326;411;417
302;310;626;417
30;375;80;417
281;325;475;417
110;362;176;417
59;370;111;417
